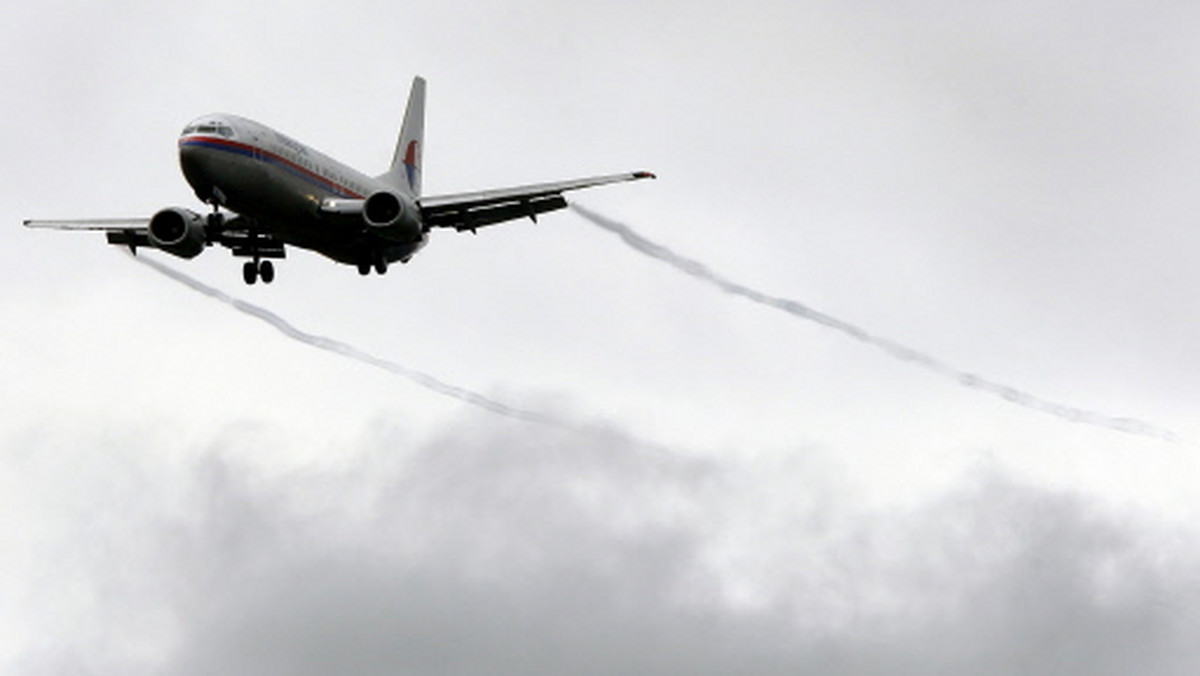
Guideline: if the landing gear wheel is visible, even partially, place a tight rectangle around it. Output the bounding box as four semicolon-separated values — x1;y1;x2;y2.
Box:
259;260;275;284
357;260;371;276
373;254;388;276
242;261;259;285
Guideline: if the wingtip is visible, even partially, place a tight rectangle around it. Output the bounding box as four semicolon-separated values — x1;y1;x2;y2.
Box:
633;171;657;180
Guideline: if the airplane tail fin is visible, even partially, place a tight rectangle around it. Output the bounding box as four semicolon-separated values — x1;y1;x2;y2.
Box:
380;76;426;196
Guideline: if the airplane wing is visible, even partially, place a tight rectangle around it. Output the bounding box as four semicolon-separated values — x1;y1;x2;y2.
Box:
24;218;153;249
23;215;283;257
418;171;655;232
24;218;150;230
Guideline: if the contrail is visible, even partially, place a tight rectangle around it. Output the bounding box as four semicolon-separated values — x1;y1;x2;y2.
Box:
132;254;565;427
571;203;1180;443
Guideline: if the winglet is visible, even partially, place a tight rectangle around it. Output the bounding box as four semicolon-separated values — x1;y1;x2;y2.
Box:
380;76;427;197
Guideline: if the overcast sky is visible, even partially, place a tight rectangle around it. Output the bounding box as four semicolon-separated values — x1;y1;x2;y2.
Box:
4;0;1200;673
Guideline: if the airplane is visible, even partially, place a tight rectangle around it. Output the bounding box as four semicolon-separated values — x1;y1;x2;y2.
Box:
25;76;655;284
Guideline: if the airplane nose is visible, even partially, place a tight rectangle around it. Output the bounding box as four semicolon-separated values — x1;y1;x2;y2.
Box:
178;140;218;203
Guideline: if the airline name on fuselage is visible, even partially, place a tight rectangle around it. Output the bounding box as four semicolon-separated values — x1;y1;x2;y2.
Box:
242;123;371;198
273;131;309;157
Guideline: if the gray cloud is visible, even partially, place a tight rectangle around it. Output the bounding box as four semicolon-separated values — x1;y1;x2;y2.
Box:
16;415;1198;675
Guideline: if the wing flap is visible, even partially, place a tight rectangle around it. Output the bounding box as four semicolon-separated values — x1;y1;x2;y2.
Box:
105;229;152;248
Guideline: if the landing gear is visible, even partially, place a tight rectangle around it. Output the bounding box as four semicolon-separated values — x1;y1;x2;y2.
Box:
356;250;389;276
234;223;283;285
242;259;275;285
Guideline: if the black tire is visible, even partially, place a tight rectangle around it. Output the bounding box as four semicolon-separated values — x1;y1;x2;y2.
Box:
357;261;371;276
242;261;258;285
259;260;275;284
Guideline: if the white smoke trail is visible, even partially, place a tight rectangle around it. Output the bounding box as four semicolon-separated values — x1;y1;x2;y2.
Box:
571;203;1180;443
131;254;566;427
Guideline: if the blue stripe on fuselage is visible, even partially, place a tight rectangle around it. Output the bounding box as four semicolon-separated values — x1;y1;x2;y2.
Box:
179;136;363;199
180;136;255;158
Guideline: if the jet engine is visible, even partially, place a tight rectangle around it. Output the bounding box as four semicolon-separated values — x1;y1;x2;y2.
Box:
363;190;421;241
148;208;207;259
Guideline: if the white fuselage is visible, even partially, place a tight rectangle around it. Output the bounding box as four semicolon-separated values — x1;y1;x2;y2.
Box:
178;114;426;265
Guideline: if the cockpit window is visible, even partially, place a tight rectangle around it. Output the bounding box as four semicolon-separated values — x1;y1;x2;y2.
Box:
182;123;235;137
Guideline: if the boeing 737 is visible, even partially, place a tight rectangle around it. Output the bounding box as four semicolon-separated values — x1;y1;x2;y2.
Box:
25;77;655;284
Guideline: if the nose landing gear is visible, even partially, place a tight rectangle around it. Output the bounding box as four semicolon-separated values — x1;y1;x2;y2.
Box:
201;209;286;285
230;225;284;285
355;250;390;276
242;259;275;285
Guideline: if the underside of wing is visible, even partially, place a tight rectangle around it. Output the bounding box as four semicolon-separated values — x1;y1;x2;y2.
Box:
418;171;655;232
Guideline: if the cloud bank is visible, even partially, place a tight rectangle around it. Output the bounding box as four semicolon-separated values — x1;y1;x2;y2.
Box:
12;414;1198;675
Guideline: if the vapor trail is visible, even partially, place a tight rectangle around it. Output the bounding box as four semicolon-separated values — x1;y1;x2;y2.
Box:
571;203;1179;443
132;254;565;427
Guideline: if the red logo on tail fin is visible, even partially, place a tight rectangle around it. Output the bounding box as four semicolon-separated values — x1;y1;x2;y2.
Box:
403;140;420;191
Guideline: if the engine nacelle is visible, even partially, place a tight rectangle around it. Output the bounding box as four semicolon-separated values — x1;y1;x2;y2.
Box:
363;190;421;241
148;208;207;259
